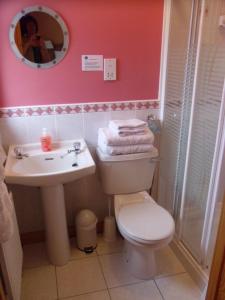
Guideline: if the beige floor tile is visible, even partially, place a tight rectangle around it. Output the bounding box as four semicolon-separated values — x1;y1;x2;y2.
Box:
23;242;50;269
56;257;106;298
70;238;97;260
109;281;163;300
21;265;57;300
62;290;110;300
155;246;186;278
99;253;142;288
96;235;124;255
156;273;201;300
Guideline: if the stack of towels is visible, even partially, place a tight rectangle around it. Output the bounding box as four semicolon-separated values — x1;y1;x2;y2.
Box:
98;119;155;155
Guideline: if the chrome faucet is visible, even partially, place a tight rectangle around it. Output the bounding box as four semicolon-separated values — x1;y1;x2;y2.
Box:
14;147;29;159
68;142;81;154
60;142;82;159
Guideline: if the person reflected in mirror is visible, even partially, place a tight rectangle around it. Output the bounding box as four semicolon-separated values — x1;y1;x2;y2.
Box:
20;15;54;63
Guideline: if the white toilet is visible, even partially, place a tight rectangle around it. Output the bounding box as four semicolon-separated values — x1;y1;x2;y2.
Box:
96;147;175;279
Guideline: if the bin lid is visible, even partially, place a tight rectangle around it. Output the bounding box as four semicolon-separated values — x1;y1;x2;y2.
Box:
76;209;97;227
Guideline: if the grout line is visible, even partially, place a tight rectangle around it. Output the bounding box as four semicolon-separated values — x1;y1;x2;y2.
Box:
96;253;114;300
54;266;60;299
107;289;112;300
22;263;51;271
96;254;109;290
155;271;187;280
53;107;59;140
96;254;113;300
97;249;124;256
96;249;125;258
58;288;108;300
134;101;137;118
154;279;166;300
103;270;188;292
69;254;97;261
108;279;155;291
108;280;144;290
22;262;51;271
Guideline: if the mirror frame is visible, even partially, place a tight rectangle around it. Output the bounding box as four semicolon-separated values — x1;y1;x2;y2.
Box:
9;5;69;69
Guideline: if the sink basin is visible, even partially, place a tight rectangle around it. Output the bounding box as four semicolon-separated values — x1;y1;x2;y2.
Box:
4;139;96;266
5;139;95;186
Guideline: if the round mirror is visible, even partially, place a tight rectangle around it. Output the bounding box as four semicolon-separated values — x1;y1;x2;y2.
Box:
9;6;69;69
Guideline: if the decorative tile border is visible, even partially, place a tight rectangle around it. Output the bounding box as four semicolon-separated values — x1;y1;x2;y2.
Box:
0;107;25;118
109;101;135;111
0;99;159;118
55;104;82;114
24;106;55;116
136;100;159;110
83;103;109;113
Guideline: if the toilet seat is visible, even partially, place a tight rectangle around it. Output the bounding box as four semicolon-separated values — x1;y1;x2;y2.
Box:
116;193;175;244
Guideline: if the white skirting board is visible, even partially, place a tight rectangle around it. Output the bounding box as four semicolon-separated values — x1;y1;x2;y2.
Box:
171;239;208;292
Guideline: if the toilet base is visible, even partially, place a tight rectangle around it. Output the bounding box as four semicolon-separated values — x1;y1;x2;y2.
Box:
124;240;156;279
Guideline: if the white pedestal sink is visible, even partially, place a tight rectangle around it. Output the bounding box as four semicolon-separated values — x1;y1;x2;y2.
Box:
4;139;96;266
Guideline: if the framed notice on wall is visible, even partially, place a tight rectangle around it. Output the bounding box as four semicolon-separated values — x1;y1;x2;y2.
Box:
81;55;103;71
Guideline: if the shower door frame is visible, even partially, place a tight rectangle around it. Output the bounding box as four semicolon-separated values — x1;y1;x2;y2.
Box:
201;79;225;268
160;0;225;288
174;0;225;269
174;0;205;251
173;0;203;233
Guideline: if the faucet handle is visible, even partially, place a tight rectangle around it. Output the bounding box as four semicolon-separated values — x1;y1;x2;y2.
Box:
13;146;28;159
73;142;81;153
14;147;21;156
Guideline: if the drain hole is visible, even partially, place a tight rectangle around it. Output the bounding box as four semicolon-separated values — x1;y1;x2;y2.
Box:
72;163;78;167
45;157;54;160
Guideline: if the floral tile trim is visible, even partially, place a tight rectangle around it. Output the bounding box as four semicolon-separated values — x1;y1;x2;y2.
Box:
0;108;25;118
83;103;110;113
109;101;135;111
136;101;159;110
24;106;55;116
55;105;82;114
0;100;159;118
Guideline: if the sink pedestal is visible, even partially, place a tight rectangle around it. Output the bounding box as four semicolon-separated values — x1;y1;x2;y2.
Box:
41;184;70;266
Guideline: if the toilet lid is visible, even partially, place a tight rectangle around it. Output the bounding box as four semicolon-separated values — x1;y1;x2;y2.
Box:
118;202;175;242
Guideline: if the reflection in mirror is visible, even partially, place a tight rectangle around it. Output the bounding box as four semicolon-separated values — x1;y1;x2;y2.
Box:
17;12;63;63
10;6;69;68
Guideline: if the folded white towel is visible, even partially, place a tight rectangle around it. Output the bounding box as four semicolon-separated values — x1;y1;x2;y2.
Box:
111;128;146;137
0;182;14;243
109;119;147;131
98;127;154;146
98;139;154;155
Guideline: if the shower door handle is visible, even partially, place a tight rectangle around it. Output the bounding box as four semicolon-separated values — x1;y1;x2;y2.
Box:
150;157;162;163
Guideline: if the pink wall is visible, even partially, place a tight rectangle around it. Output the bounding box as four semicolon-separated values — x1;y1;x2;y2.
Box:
0;0;164;107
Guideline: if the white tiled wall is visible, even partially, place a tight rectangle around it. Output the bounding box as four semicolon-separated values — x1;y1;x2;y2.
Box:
0;100;159;233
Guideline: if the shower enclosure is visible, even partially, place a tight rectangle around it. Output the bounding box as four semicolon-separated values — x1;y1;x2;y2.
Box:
159;0;225;285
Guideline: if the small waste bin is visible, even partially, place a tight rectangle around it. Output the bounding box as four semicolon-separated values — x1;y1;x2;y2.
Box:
76;209;97;253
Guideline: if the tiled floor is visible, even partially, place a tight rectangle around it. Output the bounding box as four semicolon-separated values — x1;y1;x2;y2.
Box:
21;235;202;300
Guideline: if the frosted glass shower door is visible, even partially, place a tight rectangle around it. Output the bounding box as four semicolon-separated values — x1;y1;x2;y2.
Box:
180;0;225;263
158;0;194;213
159;0;225;267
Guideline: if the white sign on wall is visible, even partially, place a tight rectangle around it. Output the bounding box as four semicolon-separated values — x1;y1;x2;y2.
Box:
81;55;103;71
